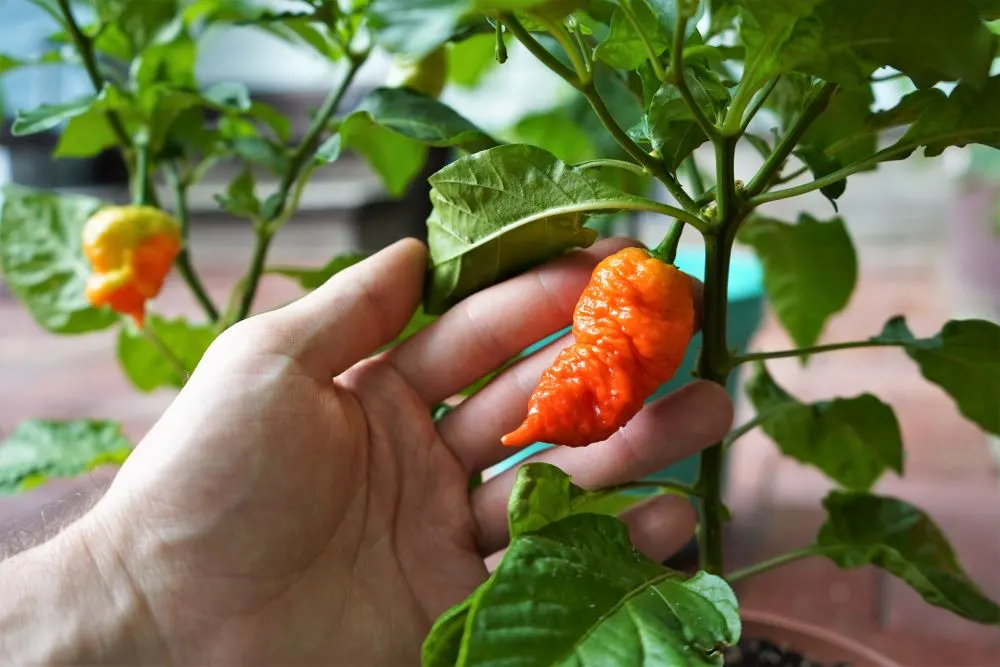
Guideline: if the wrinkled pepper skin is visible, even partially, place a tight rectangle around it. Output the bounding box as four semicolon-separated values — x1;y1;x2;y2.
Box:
82;205;182;327
502;247;696;448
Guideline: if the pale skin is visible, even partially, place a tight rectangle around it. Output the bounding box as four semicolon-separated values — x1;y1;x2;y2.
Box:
0;237;733;665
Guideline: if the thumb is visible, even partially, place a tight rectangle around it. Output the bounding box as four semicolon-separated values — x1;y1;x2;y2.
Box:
270;238;428;376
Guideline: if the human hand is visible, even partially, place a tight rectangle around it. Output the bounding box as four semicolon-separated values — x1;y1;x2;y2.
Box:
20;238;733;665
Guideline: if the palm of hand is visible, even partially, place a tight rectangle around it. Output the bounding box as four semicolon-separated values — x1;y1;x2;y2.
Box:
92;238;730;665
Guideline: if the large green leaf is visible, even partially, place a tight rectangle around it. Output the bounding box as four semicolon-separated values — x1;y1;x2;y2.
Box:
117;316;216;393
818;491;1000;625
738;214;857;349
356;87;497;152
509;109;597;163
0;420;133;495
746;364;903;491
424;144;675;314
873;317;1000;435
54;109;120;158
800;83;875;166
735;0;996;94
895;76;1000;158
458;514;740;666
12;93;98;136
370;0;554;57
0;186;117;334
508;462;656;540
317;113;427;197
267;253;367;290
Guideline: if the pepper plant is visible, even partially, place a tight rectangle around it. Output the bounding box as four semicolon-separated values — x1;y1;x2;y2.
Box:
2;0;1000;665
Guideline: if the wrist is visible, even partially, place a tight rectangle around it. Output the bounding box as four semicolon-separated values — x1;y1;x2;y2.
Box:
0;507;166;664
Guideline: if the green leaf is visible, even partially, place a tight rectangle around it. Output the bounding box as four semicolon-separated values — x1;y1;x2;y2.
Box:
872;318;1000;435
459;513;741;666
12;93;98;136
896;76;1000;158
320;113;428;197
268;253;366;290
54;109;120;158
735;0;996;94
203;81;253;112
355;87;497;152
508;462;662;540
230;135;289;173
97;0;178;52
424;597;474;667
447;33;500;88
594;1;671;71
641;66;728;169
738;214;857;349
117;316;216;393
818;491;1000;625
509;109;596;163
249;101;293;142
0;420;133;495
746;364;903;491
0;185;117;334
214;167;260;218
800;83;876;166
793;146;845;206
426;144;676;314
130;18;197;91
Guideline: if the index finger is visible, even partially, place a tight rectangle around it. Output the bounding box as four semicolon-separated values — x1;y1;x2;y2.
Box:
387;238;640;406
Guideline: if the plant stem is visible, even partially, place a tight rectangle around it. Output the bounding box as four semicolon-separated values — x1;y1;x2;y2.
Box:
55;0;130;150
722;403;794;448
133;139;152;206
774;164;810;185
576;158;650;176
501;15;578;84
141;324;190;384
694;136;743;577
744;83;837;198
495;19;508;64
615;479;703;499
502;14;699;214
733;338;898;365
620;2;667;82
682;156;706;197
539;15;589;82
164;163;220;322
234;53;367;322
739;77;779;134
749;142;913;205
726;548;821;583
652;221;684;264
671;12;718;141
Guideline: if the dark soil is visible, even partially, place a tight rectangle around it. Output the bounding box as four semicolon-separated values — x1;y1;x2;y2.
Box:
723;638;851;667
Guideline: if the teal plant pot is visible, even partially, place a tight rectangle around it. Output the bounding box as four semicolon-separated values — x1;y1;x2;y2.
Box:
487;247;765;487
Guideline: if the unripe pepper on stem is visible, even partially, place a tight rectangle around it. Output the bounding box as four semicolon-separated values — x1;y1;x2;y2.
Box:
82;205;182;327
503;247;696;448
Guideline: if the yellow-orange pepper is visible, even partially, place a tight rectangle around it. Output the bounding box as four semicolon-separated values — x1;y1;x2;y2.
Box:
502;247;696;448
82;205;181;327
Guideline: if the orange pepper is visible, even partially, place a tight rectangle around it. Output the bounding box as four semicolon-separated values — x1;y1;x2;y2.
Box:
82;205;182;327
502;247;696;448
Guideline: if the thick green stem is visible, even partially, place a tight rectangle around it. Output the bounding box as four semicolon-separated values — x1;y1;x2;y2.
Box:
56;0;130;150
744;83;837;198
164;164;220;322
234;53;366;322
695;136;743;576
